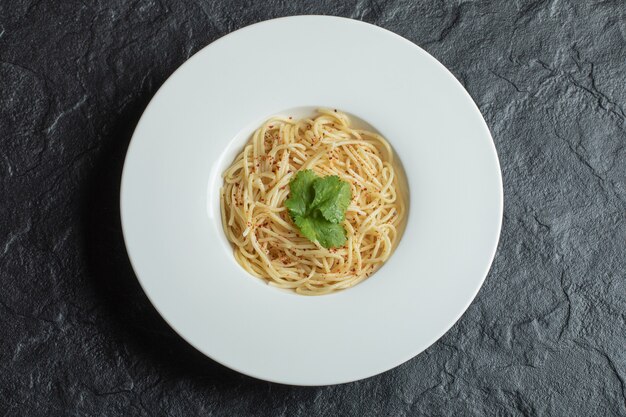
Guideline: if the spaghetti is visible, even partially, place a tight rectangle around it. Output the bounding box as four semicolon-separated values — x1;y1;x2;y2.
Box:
220;109;406;295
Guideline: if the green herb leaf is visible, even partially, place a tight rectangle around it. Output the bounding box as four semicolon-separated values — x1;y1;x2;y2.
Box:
284;170;352;249
311;175;352;223
294;214;347;249
284;170;317;217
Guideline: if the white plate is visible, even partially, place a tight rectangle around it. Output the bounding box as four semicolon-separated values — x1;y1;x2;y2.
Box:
121;16;502;386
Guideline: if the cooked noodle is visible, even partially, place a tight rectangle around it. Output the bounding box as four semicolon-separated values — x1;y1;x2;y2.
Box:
220;109;406;295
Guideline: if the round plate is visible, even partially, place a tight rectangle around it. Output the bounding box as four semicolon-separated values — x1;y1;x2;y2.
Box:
121;16;502;386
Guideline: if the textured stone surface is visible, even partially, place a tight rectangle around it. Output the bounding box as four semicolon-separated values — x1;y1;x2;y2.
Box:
1;0;625;415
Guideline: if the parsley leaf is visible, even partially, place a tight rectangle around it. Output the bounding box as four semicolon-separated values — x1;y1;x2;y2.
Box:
284;170;352;249
311;175;352;223
284;170;317;217
294;214;347;249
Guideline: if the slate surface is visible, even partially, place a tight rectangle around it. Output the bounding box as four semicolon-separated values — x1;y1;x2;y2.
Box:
1;1;625;415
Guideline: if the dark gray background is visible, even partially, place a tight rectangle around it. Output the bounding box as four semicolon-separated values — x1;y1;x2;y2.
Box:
1;1;625;416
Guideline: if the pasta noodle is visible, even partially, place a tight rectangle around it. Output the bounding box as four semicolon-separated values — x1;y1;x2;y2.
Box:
220;109;406;295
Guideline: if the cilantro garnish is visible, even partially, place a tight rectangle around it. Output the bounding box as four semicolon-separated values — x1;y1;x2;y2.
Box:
284;170;352;248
